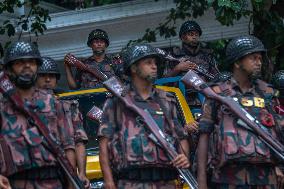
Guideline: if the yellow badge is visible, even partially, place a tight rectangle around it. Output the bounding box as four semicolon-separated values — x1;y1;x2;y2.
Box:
254;97;265;108
241;98;253;107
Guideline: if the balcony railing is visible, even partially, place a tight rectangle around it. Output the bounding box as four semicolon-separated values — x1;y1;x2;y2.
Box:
42;0;135;10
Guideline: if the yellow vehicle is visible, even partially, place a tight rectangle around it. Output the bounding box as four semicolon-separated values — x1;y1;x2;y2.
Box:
59;86;194;189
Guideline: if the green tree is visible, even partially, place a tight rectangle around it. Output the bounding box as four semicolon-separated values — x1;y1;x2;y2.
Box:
130;0;284;78
0;0;51;56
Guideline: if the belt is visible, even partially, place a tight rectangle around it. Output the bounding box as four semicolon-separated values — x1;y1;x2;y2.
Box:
9;166;62;180
118;167;178;181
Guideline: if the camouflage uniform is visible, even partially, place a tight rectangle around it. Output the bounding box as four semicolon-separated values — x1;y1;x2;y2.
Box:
0;88;75;189
61;99;88;144
75;56;115;89
164;21;218;108
38;56;89;144
165;44;219;79
199;72;281;189
164;20;219;80
98;86;188;189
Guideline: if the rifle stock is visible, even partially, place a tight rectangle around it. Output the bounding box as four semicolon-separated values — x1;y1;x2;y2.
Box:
66;54;198;189
181;70;284;161
64;53;108;81
87;105;103;123
0;72;85;189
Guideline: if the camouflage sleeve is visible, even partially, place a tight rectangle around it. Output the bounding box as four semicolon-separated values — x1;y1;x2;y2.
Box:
97;98;117;139
170;99;188;140
199;98;216;134
70;101;88;144
56;100;75;150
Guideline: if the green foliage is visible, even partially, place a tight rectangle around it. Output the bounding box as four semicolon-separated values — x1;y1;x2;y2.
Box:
0;0;50;56
130;0;284;74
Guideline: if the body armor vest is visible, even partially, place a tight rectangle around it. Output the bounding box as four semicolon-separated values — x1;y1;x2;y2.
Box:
0;89;59;176
210;80;279;168
108;89;178;172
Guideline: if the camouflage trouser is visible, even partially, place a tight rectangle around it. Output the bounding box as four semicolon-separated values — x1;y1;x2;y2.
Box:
10;179;63;189
215;183;276;189
117;179;177;189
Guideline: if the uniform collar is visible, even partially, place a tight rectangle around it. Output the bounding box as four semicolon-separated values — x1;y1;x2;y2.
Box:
85;55;110;64
182;43;201;56
128;84;161;101
230;77;256;95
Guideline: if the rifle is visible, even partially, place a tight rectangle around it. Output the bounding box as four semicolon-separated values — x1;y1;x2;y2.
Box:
156;48;215;80
87;105;103;123
181;70;284;161
0;72;85;189
65;54;198;189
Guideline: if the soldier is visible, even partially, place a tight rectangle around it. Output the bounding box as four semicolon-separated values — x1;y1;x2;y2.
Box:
165;20;219;79
64;29;115;89
165;21;219;108
197;35;284;189
0;41;75;188
36;57;90;188
98;44;190;189
272;70;284;115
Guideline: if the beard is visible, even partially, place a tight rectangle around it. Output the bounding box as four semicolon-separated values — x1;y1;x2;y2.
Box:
184;40;199;47
93;49;105;56
137;69;157;83
14;73;37;89
249;70;262;81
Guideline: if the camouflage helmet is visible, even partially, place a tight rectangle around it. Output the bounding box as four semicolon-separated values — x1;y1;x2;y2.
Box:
123;44;163;76
4;41;42;67
87;29;109;47
179;20;202;38
226;35;266;65
37;57;60;79
272;70;284;90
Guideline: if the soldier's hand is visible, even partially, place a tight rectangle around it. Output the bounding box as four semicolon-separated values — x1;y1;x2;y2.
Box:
185;121;199;133
174;60;197;72
171;154;190;169
104;181;117;189
0;175;11;189
275;167;284;189
78;174;90;189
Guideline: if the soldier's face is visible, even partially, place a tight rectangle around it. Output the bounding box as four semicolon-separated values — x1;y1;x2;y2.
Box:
11;58;38;78
36;73;57;90
181;31;200;46
90;39;107;52
133;57;158;82
238;52;262;78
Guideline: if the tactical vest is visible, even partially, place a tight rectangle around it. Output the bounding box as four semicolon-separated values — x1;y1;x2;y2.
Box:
210;80;279;168
0;89;58;176
108;89;179;172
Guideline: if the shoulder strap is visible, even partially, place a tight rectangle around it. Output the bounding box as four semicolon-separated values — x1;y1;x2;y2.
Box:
153;90;179;139
255;80;284;142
